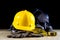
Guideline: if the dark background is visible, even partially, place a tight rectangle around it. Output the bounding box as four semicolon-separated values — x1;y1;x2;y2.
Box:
0;1;60;29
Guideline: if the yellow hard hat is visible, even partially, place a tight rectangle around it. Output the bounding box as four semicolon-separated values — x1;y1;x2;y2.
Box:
12;10;35;31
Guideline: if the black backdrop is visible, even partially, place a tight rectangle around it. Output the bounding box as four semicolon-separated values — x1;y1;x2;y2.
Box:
0;1;60;29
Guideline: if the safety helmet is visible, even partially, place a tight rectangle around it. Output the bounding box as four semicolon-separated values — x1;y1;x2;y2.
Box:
12;10;35;31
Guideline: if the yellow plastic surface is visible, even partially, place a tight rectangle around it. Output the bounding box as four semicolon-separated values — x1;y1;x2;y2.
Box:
12;10;35;31
32;28;47;36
